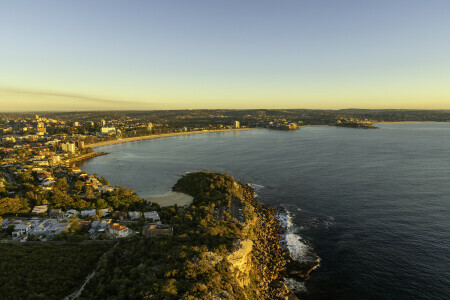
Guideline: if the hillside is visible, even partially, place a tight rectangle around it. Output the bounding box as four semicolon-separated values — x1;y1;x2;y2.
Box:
79;171;290;299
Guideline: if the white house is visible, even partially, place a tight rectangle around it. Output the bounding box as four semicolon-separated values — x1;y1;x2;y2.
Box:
65;209;80;218
128;211;142;219
80;209;96;217
12;223;31;238
143;211;160;223
108;223;130;238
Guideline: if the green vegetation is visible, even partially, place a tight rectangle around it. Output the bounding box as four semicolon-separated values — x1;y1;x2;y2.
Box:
0;242;112;300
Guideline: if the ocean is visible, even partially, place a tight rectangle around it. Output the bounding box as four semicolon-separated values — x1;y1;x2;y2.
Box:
79;123;450;299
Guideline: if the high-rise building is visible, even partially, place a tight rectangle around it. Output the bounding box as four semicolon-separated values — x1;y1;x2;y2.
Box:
76;141;85;149
234;121;240;129
61;142;76;153
101;119;106;126
147;122;153;131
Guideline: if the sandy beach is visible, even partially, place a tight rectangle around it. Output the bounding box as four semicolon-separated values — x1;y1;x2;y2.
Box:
87;128;257;148
144;192;194;207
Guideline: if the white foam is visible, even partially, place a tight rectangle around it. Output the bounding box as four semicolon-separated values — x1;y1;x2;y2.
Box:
285;232;312;262
279;210;318;263
248;183;265;197
248;183;265;189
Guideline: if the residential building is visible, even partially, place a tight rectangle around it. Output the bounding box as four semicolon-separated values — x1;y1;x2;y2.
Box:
143;211;160;223
65;209;79;218
31;205;48;214
61;142;76;153
108;223;130;238
128;211;142;219
80;209;96;217
234;121;240;129
101;127;116;135
142;224;173;236
12;222;31;238
49;208;64;218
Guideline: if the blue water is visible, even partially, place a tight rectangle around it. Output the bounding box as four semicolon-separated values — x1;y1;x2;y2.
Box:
80;123;450;299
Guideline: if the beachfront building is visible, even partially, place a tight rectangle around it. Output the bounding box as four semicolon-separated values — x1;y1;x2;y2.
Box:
101;127;116;135
61;142;76;153
234;121;240;129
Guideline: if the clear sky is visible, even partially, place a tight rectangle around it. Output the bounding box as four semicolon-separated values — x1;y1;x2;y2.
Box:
1;0;450;111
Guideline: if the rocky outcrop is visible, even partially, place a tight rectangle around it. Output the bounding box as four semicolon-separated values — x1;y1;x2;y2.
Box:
226;239;253;288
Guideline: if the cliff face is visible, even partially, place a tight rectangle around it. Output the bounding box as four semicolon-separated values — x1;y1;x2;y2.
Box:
226;239;253;288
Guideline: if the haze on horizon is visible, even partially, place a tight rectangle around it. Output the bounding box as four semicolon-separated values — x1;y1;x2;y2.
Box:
1;0;450;112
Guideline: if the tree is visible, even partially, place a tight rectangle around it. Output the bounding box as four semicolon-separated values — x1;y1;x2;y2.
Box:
75;180;84;192
55;177;69;191
0;197;30;215
69;217;81;233
99;176;110;186
85;186;95;199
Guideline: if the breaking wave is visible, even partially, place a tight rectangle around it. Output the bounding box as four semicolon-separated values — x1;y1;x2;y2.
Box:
248;183;265;197
279;209;319;264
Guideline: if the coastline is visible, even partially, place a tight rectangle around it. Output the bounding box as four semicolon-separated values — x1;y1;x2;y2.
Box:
87;128;258;148
66;151;108;164
374;121;423;124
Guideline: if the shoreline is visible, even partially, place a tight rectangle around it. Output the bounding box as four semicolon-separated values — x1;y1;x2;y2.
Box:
373;121;424;124
66;152;108;164
87;128;258;148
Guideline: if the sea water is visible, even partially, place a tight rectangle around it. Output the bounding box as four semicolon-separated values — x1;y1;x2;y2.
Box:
80;123;450;299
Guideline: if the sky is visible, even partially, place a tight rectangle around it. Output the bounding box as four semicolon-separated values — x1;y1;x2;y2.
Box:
1;0;450;111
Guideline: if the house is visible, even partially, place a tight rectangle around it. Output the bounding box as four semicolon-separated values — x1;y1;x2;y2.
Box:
48;222;70;236
32;205;48;214
49;208;64;218
12;222;31;238
142;224;173;236
143;211;160;223
128;211;142;220
65;209;80;218
112;211;127;220
80;209;96;218
79;220;91;229
28;219;56;236
99;208;111;217
108;223;130;238
100;219;112;229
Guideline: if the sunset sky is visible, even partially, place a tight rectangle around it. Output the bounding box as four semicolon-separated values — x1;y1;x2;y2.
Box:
1;0;450;111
